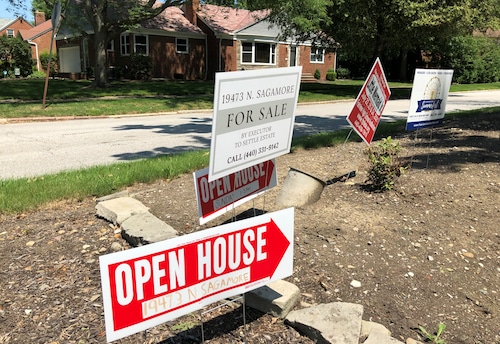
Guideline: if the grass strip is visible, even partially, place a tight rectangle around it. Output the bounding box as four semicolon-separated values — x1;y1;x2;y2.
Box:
1;107;498;214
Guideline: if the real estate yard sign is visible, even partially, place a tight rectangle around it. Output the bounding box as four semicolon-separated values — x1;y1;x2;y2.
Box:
209;67;302;181
347;58;391;144
194;159;277;225
100;207;294;342
406;69;454;130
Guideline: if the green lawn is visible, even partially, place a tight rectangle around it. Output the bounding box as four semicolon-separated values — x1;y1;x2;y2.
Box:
1;78;499;119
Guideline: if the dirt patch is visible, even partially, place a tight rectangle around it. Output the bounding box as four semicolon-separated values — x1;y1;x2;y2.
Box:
1;112;499;344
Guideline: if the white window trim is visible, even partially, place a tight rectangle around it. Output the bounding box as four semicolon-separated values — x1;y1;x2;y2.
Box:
134;34;149;55
120;34;130;56
310;48;325;64
107;40;114;52
241;41;276;65
6;29;14;38
176;38;189;54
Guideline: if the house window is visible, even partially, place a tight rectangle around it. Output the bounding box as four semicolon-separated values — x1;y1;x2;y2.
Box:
176;38;189;53
107;40;114;52
120;34;130;55
310;48;325;63
6;29;14;38
134;34;148;55
241;42;276;64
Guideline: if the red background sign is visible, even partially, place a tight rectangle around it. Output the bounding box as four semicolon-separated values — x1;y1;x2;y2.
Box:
99;208;294;342
347;58;391;144
194;160;277;224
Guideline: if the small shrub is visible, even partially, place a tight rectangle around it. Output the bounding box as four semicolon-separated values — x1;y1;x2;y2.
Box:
28;70;46;79
131;54;152;80
336;67;351;79
326;68;337;81
40;51;58;74
314;69;321;80
365;136;408;191
419;323;447;344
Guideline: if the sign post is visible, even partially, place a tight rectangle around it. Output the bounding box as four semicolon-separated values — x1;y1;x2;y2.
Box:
346;58;391;144
209;67;302;181
99;208;294;342
42;1;61;109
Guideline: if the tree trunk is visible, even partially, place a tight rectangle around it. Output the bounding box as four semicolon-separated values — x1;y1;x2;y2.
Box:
399;47;408;82
93;30;108;87
90;3;109;88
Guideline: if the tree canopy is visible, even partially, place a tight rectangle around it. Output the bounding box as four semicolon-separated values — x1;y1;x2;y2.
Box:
257;0;500;80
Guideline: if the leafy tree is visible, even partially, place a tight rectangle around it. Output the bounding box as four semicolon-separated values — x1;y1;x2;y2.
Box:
0;36;33;77
440;35;500;83
202;0;245;8
256;0;500;81
31;0;53;19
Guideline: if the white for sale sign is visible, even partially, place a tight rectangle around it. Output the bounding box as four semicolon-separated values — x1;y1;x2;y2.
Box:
209;67;302;181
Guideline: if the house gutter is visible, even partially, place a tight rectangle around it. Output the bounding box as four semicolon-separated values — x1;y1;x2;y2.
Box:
204;36;208;80
28;40;41;71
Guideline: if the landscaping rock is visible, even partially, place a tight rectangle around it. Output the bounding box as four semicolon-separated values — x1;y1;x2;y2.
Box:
121;212;178;246
285;302;363;344
95;196;149;224
246;280;300;318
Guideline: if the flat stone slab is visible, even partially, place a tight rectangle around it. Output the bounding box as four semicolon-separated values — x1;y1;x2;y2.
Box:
363;329;404;344
95;197;150;225
360;320;392;341
246;280;300;318
285;302;363;344
121;212;178;246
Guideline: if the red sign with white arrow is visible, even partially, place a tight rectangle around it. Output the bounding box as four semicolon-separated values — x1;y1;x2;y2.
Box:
99;208;294;342
193;159;277;224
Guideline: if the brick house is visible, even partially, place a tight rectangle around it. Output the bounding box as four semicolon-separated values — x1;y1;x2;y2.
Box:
55;1;338;81
18;12;56;72
56;5;206;79
0;16;33;38
194;2;338;81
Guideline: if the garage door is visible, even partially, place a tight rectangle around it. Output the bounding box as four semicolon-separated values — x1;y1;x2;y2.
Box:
59;46;81;73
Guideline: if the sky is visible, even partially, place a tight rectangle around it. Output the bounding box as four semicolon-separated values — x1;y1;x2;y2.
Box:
0;0;33;22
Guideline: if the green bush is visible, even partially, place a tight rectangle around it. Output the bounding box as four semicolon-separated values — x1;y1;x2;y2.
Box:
336;67;351;79
0;35;33;77
442;35;500;84
28;71;47;79
365;136;408;191
314;69;321;80
131;54;152;80
326;68;337;81
40;51;57;74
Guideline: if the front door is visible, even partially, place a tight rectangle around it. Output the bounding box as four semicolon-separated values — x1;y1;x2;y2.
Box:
289;46;297;67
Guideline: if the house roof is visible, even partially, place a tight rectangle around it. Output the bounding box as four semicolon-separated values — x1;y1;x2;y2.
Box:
142;6;204;34
1;17;32;31
18;20;53;40
235;18;280;39
197;4;269;35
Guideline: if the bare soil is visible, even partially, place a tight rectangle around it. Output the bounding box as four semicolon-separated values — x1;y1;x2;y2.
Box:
1;112;499;344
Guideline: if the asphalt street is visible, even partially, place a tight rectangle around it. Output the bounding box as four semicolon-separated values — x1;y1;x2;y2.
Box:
1;90;499;179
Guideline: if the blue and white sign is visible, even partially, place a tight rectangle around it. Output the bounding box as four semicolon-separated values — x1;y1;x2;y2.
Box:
406;69;453;131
